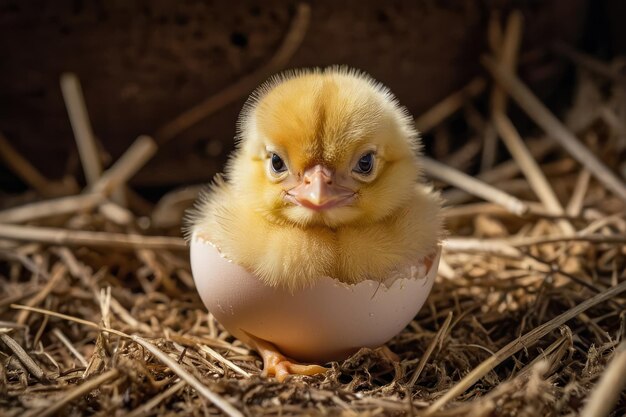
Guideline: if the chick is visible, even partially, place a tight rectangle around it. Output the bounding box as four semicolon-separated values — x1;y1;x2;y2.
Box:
187;66;442;379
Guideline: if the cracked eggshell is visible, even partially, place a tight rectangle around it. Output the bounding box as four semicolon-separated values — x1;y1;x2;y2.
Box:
190;234;440;363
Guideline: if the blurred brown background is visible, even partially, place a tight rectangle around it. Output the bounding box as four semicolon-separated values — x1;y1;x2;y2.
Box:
0;0;623;199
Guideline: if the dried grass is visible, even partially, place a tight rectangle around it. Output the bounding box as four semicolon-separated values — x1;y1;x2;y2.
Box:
1;7;626;417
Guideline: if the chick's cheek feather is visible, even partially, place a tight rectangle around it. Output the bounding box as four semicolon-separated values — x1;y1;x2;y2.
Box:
186;66;443;291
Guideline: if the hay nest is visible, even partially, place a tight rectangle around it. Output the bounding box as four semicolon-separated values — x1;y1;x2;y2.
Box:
1;8;626;417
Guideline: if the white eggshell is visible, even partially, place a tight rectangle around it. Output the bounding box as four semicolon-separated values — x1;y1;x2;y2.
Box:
190;234;440;363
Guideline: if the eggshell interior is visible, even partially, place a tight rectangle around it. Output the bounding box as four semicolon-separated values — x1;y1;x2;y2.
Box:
190;234;440;363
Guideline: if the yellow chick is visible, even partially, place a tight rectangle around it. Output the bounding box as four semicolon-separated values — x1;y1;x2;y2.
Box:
188;67;442;287
187;66;442;379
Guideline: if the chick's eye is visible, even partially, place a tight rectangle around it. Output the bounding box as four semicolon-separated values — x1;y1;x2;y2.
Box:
354;152;374;175
270;153;287;173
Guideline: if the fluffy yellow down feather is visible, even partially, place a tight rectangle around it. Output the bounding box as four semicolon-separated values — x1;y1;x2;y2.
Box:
187;67;442;291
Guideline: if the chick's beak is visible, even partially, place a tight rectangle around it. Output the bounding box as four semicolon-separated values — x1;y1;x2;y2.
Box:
286;165;355;211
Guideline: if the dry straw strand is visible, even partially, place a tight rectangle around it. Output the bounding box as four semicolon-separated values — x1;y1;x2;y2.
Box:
424;279;626;414
131;336;245;417
580;341;626;417
60;73;102;186
483;55;626;202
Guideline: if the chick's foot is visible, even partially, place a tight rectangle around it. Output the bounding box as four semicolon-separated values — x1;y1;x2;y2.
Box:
250;336;327;382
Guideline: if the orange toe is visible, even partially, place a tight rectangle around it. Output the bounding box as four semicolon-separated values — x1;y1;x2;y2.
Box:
249;334;327;382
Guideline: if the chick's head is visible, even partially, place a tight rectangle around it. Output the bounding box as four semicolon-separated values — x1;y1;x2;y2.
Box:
228;67;422;228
